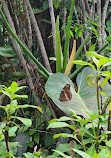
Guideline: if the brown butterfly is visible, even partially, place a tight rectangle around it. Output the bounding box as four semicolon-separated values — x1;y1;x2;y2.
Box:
59;84;72;101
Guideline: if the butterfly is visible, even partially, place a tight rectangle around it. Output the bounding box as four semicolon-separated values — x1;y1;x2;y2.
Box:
59;84;72;101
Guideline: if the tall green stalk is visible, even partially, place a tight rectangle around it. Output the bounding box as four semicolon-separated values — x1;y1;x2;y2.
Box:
0;8;50;78
56;16;63;72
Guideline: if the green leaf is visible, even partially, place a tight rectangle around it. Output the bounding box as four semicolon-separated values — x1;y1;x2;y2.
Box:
98;57;111;68
16;86;28;92
86;74;95;87
45;72;88;115
86;51;103;59
0;105;6;110
54;133;74;139
58;116;74;122
0;46;16;57
43;0;49;10
12;94;28;99
0;89;11;98
72;60;96;70
91;21;99;27
103;61;111;67
49;57;56;61
10;100;18;114
47;122;70;129
92;28;98;36
99;92;108;97
86;144;96;156
33;8;43;14
101;76;110;87
11;116;32;127
100;71;111;77
91;153;100;158
53;150;71;158
36;107;43;114
106;140;111;148
92;56;99;66
9;126;17;137
70;30;74;37
72;148;91;158
56;16;63;72
24;152;36;158
89;45;96;51
10;81;18;93
34;133;39;143
80;127;95;138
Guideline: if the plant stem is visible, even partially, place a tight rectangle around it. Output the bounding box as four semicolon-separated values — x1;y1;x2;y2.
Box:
96;76;100;113
0;8;50;78
3;130;11;158
95;73;100;153
81;134;86;152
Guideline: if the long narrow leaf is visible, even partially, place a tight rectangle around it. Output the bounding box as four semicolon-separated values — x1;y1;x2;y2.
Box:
72;149;91;158
65;40;76;76
72;60;96;70
56;16;63;72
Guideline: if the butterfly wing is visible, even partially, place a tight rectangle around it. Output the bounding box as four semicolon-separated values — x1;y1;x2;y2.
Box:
59;84;72;101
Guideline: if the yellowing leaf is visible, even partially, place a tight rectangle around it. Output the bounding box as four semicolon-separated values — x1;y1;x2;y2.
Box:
65;40;76;76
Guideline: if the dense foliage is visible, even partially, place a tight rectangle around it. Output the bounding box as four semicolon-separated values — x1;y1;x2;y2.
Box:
0;0;111;157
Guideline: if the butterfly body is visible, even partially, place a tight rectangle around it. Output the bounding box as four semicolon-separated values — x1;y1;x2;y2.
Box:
59;84;72;101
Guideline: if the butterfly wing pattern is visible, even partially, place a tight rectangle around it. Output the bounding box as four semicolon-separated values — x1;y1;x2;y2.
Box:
59;84;72;101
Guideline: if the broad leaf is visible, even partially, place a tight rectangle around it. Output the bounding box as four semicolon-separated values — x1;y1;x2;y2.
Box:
11;116;32;127
45;72;88;114
45;67;111;114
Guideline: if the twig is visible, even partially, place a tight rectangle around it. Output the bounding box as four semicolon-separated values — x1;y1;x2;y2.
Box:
69;140;75;158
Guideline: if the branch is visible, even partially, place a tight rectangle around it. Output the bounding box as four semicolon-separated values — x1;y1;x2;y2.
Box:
102;0;110;45
24;0;52;72
80;0;86;24
91;0;95;20
24;0;32;50
97;0;102;50
84;0;91;17
48;0;56;56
